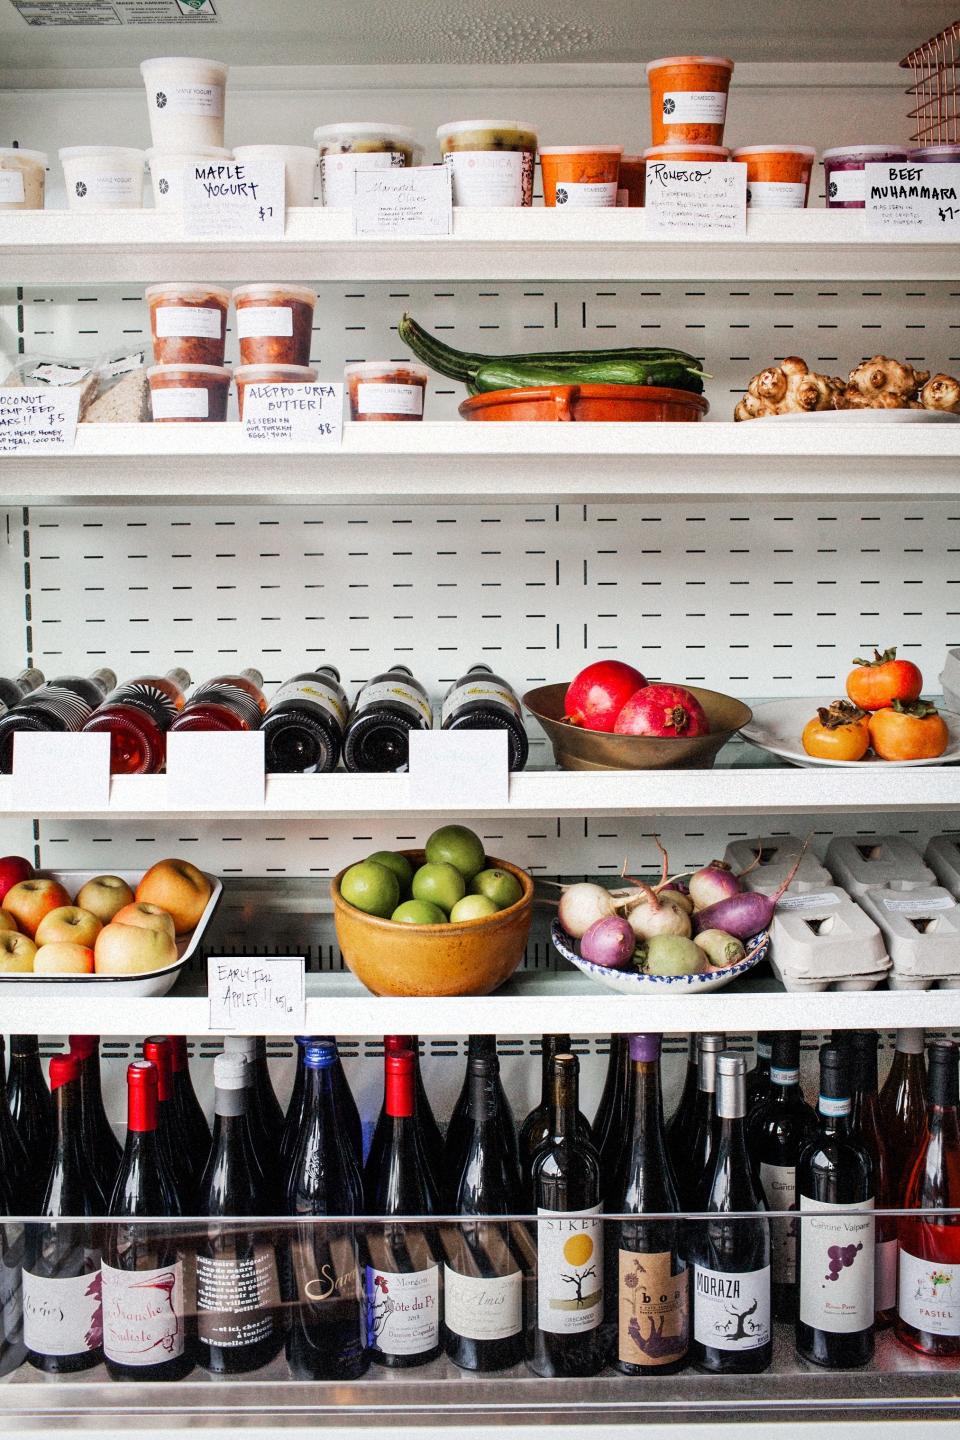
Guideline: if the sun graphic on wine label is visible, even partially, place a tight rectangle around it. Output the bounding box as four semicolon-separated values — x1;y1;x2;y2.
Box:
562;1233;594;1267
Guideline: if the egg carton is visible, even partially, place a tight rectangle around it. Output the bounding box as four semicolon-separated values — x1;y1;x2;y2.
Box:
941;647;960;715
768;950;892;993
858;885;960;978
925;835;960;901
769;886;889;978
722;836;831;897
825;835;934;897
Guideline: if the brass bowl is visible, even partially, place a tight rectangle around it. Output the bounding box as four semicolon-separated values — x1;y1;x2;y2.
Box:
523;683;753;771
331;850;533;997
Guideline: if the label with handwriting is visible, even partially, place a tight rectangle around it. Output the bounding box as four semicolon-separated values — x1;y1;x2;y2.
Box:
242;382;343;446
208;956;306;1031
644;159;746;238
353;166;452;237
865;162;960;237
0;386;81;453
183;159;285;239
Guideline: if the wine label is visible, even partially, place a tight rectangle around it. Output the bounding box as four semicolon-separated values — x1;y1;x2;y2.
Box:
0;1254;22;1340
270;678;347;727
827;168;866;204
154;305;223;339
365;1263;438;1356
876;1236;898;1312
537;1207;603;1335
618;1249;688;1366
356;382;423;417
661;90;728;124
236;306;295;339
101;1260;185;1365
441;679;522;726
291;1232;361;1305
196;1247;280;1348
23;1269;102;1357
443;150;533;208
898;1249;960;1335
25;685;94;729
693;1264;771;1351
353;679;432;727
552;180;618;208
761;1162;798;1285
746;180;807;209
443;1264;521;1341
798;1196;875;1334
320;151;406;207
151;386;210;420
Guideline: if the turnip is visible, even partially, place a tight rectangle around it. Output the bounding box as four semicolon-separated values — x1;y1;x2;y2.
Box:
694;929;746;967
623;882;692;940
693;837;812;940
580;915;635;970
688;861;742;911
557;882;620;938
639;934;706;976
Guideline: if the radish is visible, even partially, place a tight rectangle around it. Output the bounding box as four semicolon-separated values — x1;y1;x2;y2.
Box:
640;934;705;976
694;929;746;967
688;861;741;911
622;881;692;940
693;837;811;940
557;882;620;938
613;683;710;738
565;660;647;732
579;915;635;969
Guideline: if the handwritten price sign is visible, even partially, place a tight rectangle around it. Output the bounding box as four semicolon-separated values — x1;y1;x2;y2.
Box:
242;382;344;446
0;386;81;453
865;162;960;237
183;159;286;239
644;159;747;238
208;956;306;1031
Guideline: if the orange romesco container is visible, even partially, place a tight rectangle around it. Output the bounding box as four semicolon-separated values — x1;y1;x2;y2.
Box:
617;154;646;206
539;146;623;207
646;55;734;146
731;145;816;208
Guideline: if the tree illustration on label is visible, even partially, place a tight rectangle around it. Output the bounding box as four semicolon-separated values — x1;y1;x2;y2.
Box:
557;1232;599;1311
825;1243;862;1284
715;1296;762;1341
85;1272;103;1352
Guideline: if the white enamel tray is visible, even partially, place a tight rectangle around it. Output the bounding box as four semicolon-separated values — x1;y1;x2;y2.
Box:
763;409;960;423
741;698;960;769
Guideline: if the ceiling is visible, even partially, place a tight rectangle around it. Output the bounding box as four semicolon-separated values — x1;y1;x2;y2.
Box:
0;0;956;73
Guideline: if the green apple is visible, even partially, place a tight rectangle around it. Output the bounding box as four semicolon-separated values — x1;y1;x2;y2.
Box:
411;861;466;914
391;899;448;925
470;867;523;910
450;894;499;923
424;824;486;880
340;860;400;918
367;850;414;896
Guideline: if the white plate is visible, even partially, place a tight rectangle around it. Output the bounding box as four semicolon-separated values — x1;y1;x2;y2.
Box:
762;408;960;423
742;698;960;769
0;868;222;998
551;918;769;993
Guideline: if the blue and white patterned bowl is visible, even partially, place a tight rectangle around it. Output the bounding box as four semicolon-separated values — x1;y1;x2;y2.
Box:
550;917;770;994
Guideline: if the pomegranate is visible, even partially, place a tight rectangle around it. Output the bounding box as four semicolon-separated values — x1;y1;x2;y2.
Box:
613;683;710;738
564;660;647;732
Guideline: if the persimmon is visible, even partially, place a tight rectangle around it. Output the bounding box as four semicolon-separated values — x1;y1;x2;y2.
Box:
868;700;948;761
846;646;923;711
802;701;870;761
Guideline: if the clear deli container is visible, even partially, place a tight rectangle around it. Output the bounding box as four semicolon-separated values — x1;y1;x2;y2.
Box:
145;146;233;210
910;144;960;164
646;56;734;147
731;145;816;208
313;124;421;207
232;145;318;206
822;144;909;208
0;148;47;210
231;284;316;367
345;361;428;421
437;120;538;208
235;363;318;418
145;283;230;366
59;146;145;211
140;57;228;149
148;363;231;422
539;146;623;208
617;155;646;207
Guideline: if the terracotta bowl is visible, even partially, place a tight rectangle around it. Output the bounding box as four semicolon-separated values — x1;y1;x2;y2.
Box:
459;383;708;422
523;683;753;771
331;850;533;997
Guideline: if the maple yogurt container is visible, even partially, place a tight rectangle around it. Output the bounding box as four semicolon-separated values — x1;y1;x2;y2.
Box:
731;145;816;208
232;145;318;206
540;146;623;207
140;57;228;149
822;144;909;208
437;120;538;207
60;146;145;210
646;56;734;147
148;363;231;422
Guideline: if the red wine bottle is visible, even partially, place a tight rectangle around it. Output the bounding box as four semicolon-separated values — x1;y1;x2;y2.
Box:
168;1036;211;1175
748;1032;816;1322
440;663;529;771
342;665;433;773
23;1054;104;1374
0;1036;37;1210
593;1035;629;1202
0;1154;25;1377
529;1051;603;1377
224;1037;283;1175
666;1035;699;1178
520;1035;591;1200
283;1040;368;1380
849;1031;897;1328
142;1038;195;1212
0;667;44;713
262;667;348;774
7;1035;55;1195
895;1040;960;1357
195;1052;283;1373
444;1036;519;1198
69;1036;122;1203
605;1033;688;1376
746;1032;774;1116
683;1032;726;1210
365;1036;443;1197
102;1061;193;1380
691;1054;771;1375
796;1044;875;1369
879;1028;928;1181
363;1050;442;1368
444;1051;526;1372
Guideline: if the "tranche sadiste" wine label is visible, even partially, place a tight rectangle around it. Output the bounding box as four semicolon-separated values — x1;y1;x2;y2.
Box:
365;1264;439;1356
537;1207;603;1335
101;1260;185;1365
798;1196;875;1334
693;1265;771;1351
618;1249;688;1366
898;1251;960;1336
443;1265;522;1341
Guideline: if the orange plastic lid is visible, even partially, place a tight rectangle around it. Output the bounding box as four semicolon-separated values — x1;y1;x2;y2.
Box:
646;55;734;75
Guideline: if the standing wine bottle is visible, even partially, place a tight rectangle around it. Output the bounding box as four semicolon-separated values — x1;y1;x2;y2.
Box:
0;1151;25;1378
530;1051;603;1378
879;1028;928;1181
102;1061;193;1380
283;1041;368;1380
895;1040;960;1357
0;668;44;713
23;1055;104;1373
444;1036;518;1193
81;668;191;774
168;1036;211;1177
0;668;116;773
283;1037;363;1185
224;1037;283;1173
691;1054;771;1376
440;664;529;771
196;1053;283;1373
519;1035;591;1199
7;1035;55;1199
593;1035;629;1202
142;1038;196;1211
666;1036;699;1176
444;1052;526;1372
746;1033;774;1115
168;668;267;735
796;1044;874;1369
363;1050;442;1368
262;666;348;774
748;1032;816;1322
342;665;433;773
0;1037;35;1210
849;1031;897;1328
681;1032;726;1211
69;1036;123;1202
365;1037;443;1196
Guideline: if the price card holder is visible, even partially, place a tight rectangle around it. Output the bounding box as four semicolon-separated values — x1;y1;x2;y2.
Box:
242;382;343;446
166;731;265;811
644;160;746;238
865;161;960;238
353;166;452;237
183;159;285;240
208;956;306;1032
407;729;509;809
0;386;81;454
10;731;111;811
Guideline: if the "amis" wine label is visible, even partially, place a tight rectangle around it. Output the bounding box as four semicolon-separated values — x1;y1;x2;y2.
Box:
443;1265;522;1341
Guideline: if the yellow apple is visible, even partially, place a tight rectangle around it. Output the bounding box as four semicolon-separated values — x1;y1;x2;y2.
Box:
34;941;94;975
3;878;72;938
75;875;134;925
94;921;178;976
136;858;212;935
0;931;36;972
112;902;176;941
35;905;102;949
0;910;19;934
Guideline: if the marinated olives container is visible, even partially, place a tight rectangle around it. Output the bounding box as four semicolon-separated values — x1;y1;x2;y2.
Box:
140;57;228;150
146;146;233;210
540;146;623;207
232;284;316;367
60;146;145;211
235;363;318;418
0;148;47;210
731;145;816;208
145;283;230;366
437;120;538;207
313;123;421;207
345;362;428;421
646;56;734;147
822;144;909;208
232;145;317;206
148;363;231;422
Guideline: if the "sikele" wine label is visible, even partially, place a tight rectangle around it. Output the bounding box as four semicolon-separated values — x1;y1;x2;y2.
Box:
537;1207;603;1336
618;1250;688;1366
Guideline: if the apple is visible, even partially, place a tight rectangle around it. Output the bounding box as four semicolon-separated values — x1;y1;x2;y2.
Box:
75;875;134;925
35;905;102;949
34;941;95;975
112;902;176;941
0;856;33;904
0;931;36;972
136;858;212;935
0;910;18;934
3;878;72;939
95;920;178;976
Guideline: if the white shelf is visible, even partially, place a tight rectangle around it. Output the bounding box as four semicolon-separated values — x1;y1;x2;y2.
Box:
2;208;959;284
7;420;960;505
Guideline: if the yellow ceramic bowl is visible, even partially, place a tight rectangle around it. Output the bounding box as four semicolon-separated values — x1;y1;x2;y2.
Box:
331;850;534;997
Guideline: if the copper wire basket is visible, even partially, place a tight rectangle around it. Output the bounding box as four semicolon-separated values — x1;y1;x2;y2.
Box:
901;20;960;143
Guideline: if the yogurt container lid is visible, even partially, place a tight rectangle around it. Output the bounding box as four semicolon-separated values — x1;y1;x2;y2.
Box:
313;122;418;142
145;146;233;163
232;283;317;307
145;282;231;304
59;146;145;163
731;145;816;159
344;360;428;379
646;55;734;75
234;363;318;380
232;144;318;160
643;143;730;158
140;56;229;82
821;144;909;160
147;362;232;379
540;145;624;155
0;147;48;166
436;119;537;139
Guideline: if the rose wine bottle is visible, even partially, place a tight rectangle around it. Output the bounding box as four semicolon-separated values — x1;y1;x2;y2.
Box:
746;1033;774;1115
796;1044;875;1369
23;1054;104;1373
0;668;44;714
142;1038;196;1212
444;1052;526;1372
364;1036;443;1196
519;1035;591;1201
666;1036;699;1177
593;1035;630;1202
682;1033;726;1211
262;667;349;774
529;1051;604;1378
168;1036;210;1176
440;663;529;771
168;668;267;734
7;1035;55;1198
849;1031;897;1328
0;668;116;773
342;665;433;773
68;1036;122;1203
102;1061;193;1380
444;1036;518;1195
879;1028;928;1181
283;1041;368;1380
196;1052;283;1373
896;1040;960;1358
605;1033;688;1377
81;668;191;774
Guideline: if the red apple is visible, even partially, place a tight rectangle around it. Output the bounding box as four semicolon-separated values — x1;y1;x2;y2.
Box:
564;661;648;733
0;855;33;905
613;683;710;738
3;878;72;939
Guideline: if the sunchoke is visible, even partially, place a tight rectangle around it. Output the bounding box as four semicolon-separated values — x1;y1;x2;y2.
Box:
920;372;960;414
734;356;838;420
833;354;929;410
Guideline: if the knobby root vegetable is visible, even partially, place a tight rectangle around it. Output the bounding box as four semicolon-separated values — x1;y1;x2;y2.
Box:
557;882;619;938
688;861;741;911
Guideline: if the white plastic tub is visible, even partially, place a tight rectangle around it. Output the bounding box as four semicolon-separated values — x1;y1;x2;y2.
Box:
140;56;228;149
146;145;233;210
59;146;145;211
233;144;317;206
0;147;47;210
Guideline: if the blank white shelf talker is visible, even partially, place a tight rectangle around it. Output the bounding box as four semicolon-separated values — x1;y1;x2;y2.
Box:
824;835;936;897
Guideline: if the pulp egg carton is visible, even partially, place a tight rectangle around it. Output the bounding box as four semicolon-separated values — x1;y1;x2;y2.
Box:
825;835;934;897
768;885;891;992
925;835;960;900
941;646;960;715
723;835;831;896
858;885;960;989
